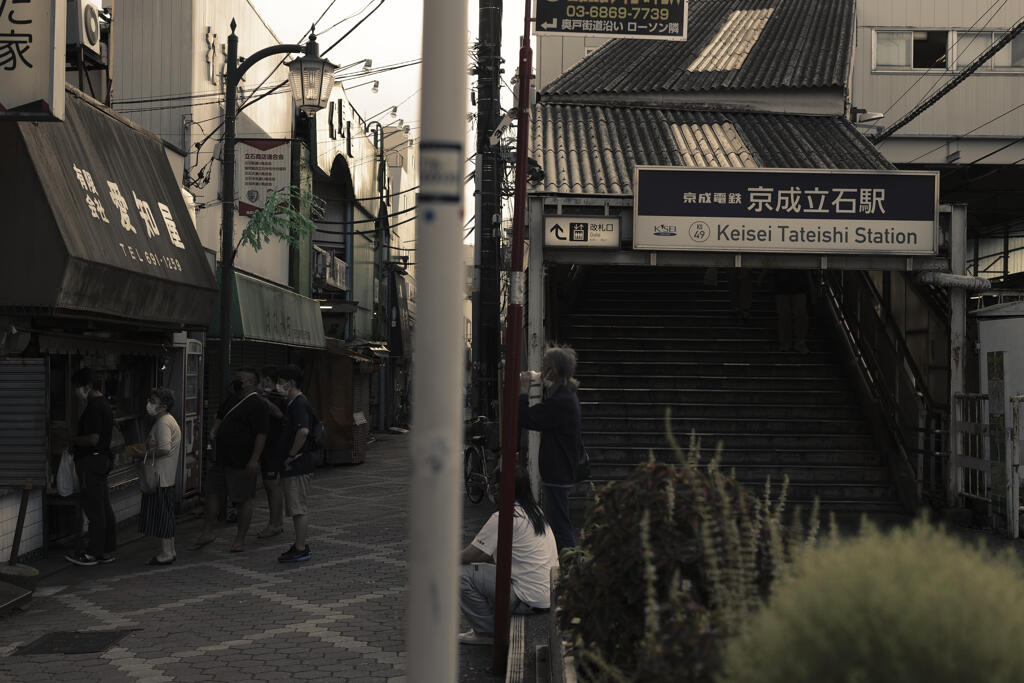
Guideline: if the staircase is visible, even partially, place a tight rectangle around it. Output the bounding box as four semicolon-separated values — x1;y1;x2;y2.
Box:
561;265;903;517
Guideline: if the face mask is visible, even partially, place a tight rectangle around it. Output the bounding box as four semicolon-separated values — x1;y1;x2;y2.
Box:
543;377;555;391
76;387;90;400
276;382;288;394
146;401;160;416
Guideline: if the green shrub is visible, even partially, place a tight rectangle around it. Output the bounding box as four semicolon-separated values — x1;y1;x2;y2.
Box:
558;425;810;682
719;518;1024;683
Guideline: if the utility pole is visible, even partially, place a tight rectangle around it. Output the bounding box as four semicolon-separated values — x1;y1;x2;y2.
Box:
472;0;503;418
407;0;469;679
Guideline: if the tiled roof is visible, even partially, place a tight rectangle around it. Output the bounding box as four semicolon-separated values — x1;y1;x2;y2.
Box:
530;104;894;195
543;0;854;98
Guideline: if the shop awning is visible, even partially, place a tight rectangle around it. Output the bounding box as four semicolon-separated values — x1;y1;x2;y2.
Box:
0;87;217;327
209;271;327;349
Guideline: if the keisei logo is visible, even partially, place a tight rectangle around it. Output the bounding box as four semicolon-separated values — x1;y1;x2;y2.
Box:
653;224;678;237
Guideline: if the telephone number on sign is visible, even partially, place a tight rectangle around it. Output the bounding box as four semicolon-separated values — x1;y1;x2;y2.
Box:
564;5;671;20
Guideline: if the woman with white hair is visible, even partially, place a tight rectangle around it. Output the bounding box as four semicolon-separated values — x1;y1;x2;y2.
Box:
518;345;583;551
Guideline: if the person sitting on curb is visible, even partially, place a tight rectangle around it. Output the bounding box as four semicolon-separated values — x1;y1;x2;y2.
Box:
458;468;559;646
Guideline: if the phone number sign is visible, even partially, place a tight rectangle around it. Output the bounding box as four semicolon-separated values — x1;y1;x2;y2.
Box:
633;167;939;255
534;0;687;40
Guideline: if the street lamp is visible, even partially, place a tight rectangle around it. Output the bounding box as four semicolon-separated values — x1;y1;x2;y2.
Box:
218;20;336;394
344;79;380;93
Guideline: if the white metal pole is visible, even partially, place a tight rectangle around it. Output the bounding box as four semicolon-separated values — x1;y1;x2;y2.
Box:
408;0;469;679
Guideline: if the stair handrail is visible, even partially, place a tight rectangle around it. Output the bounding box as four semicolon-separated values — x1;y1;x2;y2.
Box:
820;270;948;509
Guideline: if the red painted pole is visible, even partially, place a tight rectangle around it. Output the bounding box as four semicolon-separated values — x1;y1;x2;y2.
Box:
492;5;533;672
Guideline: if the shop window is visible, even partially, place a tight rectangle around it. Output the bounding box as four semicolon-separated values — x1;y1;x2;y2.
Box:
956;31;1024;69
875;30;948;69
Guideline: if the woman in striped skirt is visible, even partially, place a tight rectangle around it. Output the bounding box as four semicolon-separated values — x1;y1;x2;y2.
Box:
139;387;181;565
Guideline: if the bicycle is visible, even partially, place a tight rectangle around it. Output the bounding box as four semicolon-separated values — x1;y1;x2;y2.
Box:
464;416;500;504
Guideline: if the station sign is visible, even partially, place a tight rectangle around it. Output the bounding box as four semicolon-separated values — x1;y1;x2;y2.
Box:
544;216;620;248
534;0;687;41
633;167;939;255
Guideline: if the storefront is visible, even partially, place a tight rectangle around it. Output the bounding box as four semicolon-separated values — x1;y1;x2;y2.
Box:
0;87;217;558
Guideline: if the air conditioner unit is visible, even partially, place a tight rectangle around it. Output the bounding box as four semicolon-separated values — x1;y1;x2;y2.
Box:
67;0;102;57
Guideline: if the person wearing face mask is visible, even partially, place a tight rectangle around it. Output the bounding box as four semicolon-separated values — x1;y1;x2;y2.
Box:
65;368;117;567
190;367;268;553
517;345;583;552
275;364;316;563
136;388;181;565
256;367;287;539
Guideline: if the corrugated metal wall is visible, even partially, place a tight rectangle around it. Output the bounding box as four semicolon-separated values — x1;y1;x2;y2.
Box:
0;359;47;487
972;236;1024;277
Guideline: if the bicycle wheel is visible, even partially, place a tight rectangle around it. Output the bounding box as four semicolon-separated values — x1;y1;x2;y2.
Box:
464;445;487;504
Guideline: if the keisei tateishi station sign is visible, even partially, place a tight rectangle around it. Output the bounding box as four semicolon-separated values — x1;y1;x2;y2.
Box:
534;0;687;40
633;167;940;256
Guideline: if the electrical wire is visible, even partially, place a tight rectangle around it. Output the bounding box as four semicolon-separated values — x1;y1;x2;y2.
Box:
904;100;1024;161
879;0;1011;117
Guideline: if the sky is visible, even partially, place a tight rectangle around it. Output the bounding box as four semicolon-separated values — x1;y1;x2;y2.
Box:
251;0;534;148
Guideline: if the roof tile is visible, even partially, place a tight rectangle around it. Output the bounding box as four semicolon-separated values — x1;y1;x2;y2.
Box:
530;104;894;195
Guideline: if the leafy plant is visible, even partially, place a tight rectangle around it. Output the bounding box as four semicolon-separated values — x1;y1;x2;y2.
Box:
237;185;325;254
718;518;1024;683
557;415;819;682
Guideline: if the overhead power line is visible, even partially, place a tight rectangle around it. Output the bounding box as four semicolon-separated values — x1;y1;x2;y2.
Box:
906;100;1024;162
872;15;1024;143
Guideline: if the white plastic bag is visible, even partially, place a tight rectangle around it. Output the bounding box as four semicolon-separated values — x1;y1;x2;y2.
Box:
57;449;77;497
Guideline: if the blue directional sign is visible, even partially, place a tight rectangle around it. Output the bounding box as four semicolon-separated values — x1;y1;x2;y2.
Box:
633;166;939;255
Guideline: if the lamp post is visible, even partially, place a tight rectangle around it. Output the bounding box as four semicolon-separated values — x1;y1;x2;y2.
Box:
218;20;336;396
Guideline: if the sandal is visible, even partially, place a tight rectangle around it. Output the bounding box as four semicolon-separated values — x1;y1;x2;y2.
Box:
188;537;215;551
229;543;245;553
146;555;176;566
256;527;283;539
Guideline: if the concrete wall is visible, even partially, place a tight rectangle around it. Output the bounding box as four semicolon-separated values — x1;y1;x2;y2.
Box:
111;0;294;286
853;0;1024;164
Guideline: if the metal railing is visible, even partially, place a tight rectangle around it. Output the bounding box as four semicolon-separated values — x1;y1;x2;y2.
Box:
822;270;949;507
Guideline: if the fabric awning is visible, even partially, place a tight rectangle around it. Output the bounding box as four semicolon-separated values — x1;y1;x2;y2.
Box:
208;271;326;349
0;87;217;327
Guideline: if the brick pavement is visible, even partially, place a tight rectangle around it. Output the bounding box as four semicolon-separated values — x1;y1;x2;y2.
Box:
0;433;504;682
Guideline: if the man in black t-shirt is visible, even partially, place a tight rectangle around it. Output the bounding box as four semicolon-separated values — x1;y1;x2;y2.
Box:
275;364;315;563
256;367;287;538
190;367;268;553
65;368;118;566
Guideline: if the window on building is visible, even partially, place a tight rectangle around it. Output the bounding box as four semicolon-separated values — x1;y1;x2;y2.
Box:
875;30;949;69
955;31;1024;69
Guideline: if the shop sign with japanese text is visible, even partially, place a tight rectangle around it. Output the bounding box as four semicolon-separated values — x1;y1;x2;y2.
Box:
534;0;687;40
544;216;620;248
236;139;291;217
633;167;939;255
0;0;65;120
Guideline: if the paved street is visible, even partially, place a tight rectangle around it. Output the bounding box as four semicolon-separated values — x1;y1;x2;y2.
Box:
0;433;501;682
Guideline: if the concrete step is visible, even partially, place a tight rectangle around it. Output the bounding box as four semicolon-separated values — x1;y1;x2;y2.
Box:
584;446;885;467
590;462;892;484
583;430;877;449
581;416;870;435
578;387;857;405
577;361;843;379
580;401;863;420
577;374;850;391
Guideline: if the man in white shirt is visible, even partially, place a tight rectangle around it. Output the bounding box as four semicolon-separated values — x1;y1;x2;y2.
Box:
459;469;559;645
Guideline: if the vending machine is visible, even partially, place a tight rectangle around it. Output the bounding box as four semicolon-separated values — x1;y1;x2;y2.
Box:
170;334;204;503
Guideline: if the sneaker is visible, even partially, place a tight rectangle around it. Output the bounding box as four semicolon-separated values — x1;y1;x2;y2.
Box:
98;554;116;564
458;629;493;646
278;545;311;563
65;552;98;566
